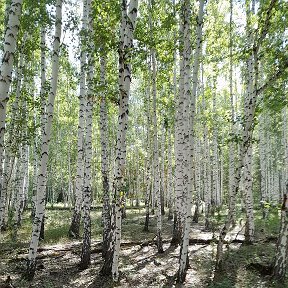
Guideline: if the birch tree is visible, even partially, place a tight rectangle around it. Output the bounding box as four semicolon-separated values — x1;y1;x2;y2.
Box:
143;85;151;231
272;109;288;280
0;0;23;197
272;182;288;280
178;0;204;282
171;19;185;246
80;0;94;269
68;0;88;239
167;129;174;220
101;0;138;281
152;48;163;253
99;55;111;257
228;0;236;225
26;0;62;279
216;0;278;267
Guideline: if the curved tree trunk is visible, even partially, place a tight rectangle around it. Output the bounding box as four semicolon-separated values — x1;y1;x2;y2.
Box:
216;0;274;267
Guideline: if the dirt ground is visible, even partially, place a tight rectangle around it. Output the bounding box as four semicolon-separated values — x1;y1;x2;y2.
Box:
0;211;283;288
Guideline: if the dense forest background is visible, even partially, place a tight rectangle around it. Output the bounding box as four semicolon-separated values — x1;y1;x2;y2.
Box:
0;0;288;287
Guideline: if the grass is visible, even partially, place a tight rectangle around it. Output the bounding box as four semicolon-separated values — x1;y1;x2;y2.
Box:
192;206;285;288
0;207;167;248
0;204;287;287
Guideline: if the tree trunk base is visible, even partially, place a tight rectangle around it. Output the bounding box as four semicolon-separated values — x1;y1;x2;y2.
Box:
68;212;81;238
100;249;113;277
143;212;149;232
24;259;36;281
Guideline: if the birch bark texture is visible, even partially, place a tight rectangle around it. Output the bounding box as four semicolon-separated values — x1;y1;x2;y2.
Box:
216;0;277;268
100;0;138;281
178;0;204;283
228;0;236;225
272;110;288;279
272;183;288;280
111;0;138;280
0;33;25;231
26;0;62;280
99;55;111;257
172;20;185;246
151;48;164;253
80;0;95;270
143;85;151;231
68;0;88;239
40;26;47;137
0;0;23;191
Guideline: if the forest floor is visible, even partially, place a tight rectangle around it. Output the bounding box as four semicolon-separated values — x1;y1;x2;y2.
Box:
0;206;287;288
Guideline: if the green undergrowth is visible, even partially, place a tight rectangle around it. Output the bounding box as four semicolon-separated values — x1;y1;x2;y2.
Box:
0;205;286;287
206;208;284;288
207;242;287;288
0;208;174;249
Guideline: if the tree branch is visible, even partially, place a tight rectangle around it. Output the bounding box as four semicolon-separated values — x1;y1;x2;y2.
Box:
254;0;278;52
256;58;288;96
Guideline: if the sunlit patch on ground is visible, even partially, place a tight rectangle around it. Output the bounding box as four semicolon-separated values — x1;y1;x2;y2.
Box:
0;209;286;287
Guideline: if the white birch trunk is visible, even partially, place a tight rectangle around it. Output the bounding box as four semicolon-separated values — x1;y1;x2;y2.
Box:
12;35;29;235
272;182;288;280
144;86;151;231
167;129;173;220
26;0;62;279
99;55;110;257
31;117;38;220
13;145;28;227
282;109;288;197
272;108;288;278
40;26;47;136
0;30;25;231
243;144;254;243
0;153;15;231
228;0;236;225
178;0;204;282
103;0;138;281
9;158;18;217
0;0;23;180
2;54;23;232
80;0;94;269
212;88;220;207
68;0;88;239
172;22;185;246
216;0;261;267
259;113;267;207
151;48;163;254
193;137;201;223
135;147;140;207
242;3;256;241
160;124;166;215
203;94;211;230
